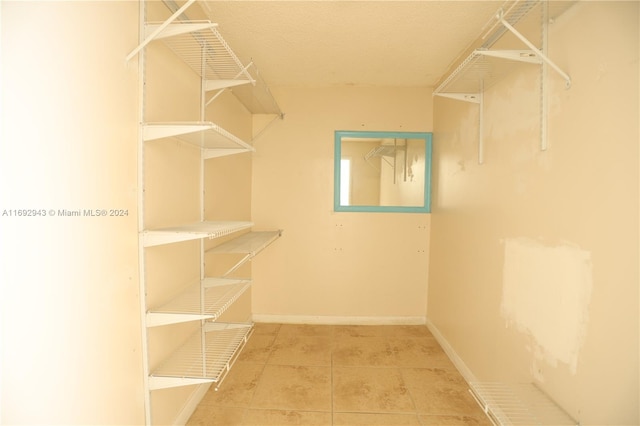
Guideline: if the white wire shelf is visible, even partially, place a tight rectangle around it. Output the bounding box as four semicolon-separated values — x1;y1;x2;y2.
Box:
133;19;282;116
469;382;577;425
226;66;284;116
434;0;572;100
206;230;283;277
147;278;252;327
142;221;253;247
149;322;253;390
207;230;282;255
142;122;255;158
147;21;252;85
434;50;540;100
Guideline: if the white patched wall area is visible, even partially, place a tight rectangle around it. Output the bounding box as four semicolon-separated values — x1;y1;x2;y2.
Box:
501;238;593;375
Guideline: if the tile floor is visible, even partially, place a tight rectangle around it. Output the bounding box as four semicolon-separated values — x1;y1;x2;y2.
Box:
187;323;491;425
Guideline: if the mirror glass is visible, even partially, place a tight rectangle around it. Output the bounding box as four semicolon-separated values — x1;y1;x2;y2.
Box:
334;130;432;213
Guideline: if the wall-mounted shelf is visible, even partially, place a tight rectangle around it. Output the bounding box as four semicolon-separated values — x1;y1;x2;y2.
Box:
147;278;252;327
469;382;577;425
143;122;255;158
149;322;253;391
127;13;282;118
433;0;573;163
433;49;542;103
142;221;253;247
206;230;283;277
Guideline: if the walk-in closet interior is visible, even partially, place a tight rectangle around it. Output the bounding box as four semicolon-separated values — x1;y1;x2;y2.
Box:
1;0;638;425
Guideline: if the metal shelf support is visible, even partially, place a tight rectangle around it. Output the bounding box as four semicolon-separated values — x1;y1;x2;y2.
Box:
497;10;571;89
433;1;572;164
125;0;197;61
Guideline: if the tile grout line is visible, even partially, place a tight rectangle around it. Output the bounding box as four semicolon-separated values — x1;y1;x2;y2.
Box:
243;324;281;423
330;326;334;425
194;324;491;425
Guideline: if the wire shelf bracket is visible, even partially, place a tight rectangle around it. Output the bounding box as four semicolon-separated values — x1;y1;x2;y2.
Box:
125;0;197;62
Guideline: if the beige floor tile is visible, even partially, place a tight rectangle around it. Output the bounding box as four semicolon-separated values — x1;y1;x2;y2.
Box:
334;324;396;338
243;409;332;425
251;365;332;411
188;324;490;426
401;368;483;416
390;337;457;369
419;414;492;425
333;412;421;425
333;336;396;367
333;366;415;413
388;325;435;338
186;405;245;426
199;362;263;407
268;335;333;366
252;322;282;336
277;323;335;337
238;335;275;364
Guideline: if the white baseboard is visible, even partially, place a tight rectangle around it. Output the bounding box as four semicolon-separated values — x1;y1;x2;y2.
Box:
252;314;426;326
173;383;211;426
424;317;478;384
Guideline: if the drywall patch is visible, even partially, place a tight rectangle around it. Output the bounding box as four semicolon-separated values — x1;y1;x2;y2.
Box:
501;238;592;374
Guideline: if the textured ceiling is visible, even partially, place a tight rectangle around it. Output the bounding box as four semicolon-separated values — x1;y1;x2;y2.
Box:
201;1;505;88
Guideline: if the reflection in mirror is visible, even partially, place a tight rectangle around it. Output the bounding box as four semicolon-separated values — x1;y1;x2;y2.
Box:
334;131;432;213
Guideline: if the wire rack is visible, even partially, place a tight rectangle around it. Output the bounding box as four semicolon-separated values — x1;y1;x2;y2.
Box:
229;67;283;116
143;122;255;152
206;231;282;255
480;0;541;48
142;221;253;247
435;50;538;95
470;382;578;425
146;20;282;116
206;230;283;277
149;20;250;83
434;0;574;96
149;278;251;318
150;323;253;389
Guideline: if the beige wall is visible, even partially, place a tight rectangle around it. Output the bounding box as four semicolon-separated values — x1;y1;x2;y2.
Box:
251;86;432;323
1;1;144;424
428;2;639;424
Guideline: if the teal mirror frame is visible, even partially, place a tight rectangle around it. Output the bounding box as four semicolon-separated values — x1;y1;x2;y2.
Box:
334;130;433;213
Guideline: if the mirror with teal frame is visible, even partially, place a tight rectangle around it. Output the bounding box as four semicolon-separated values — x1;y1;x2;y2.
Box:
334;130;432;213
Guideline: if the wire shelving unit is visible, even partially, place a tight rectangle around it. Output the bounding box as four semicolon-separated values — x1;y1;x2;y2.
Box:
433;0;574;163
469;382;578;425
